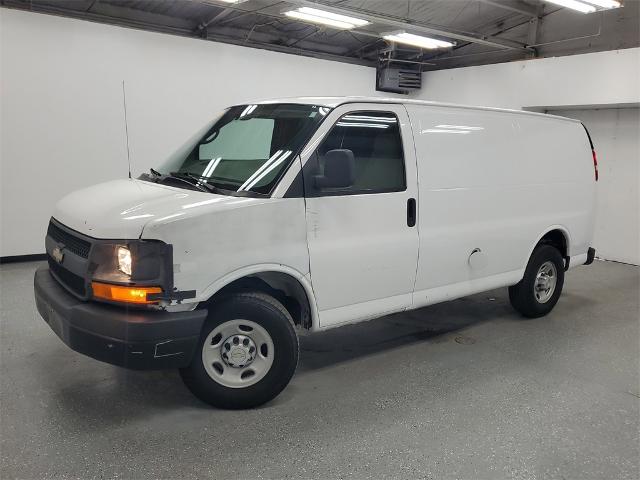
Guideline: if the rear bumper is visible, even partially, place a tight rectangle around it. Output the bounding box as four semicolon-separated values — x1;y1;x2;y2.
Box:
34;267;207;370
585;247;596;265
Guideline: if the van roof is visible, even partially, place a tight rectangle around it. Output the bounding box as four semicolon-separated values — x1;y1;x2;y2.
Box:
253;96;581;123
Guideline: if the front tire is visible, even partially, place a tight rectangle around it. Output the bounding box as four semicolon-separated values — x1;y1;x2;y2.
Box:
180;292;299;409
509;244;565;318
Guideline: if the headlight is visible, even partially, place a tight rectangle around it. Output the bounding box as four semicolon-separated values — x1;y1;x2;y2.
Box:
117;246;132;276
89;240;173;305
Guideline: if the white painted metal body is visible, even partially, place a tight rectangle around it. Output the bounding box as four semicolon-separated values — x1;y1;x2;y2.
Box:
405;103;595;310
52;97;596;331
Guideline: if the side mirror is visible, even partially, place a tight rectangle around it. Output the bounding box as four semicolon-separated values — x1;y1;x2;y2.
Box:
314;149;355;189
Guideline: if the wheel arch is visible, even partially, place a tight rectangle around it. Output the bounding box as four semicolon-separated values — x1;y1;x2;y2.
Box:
198;264;319;330
525;226;571;270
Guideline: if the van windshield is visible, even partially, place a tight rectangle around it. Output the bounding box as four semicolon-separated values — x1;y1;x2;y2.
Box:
154;104;329;195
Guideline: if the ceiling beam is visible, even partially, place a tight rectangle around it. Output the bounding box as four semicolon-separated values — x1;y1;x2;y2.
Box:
284;0;533;51
475;0;540;18
1;1;375;66
525;3;545;55
195;7;237;35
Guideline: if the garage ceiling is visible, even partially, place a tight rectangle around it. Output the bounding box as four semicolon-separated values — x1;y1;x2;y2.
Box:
2;0;638;70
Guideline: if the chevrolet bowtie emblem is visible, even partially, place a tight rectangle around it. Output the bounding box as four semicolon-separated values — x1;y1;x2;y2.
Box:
51;245;64;264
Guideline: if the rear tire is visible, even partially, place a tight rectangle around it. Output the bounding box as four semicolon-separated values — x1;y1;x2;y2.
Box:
180;292;299;409
509;244;565;318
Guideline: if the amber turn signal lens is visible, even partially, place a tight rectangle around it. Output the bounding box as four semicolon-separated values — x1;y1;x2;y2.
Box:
91;282;162;304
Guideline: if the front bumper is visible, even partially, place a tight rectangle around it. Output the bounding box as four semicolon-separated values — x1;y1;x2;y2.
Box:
34;267;208;369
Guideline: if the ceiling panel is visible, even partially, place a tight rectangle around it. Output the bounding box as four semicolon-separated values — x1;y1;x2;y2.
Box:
2;0;637;70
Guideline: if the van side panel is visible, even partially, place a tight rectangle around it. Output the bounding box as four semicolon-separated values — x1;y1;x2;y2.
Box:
405;104;595;307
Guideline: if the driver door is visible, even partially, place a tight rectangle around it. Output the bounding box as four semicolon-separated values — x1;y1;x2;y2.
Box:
301;104;419;328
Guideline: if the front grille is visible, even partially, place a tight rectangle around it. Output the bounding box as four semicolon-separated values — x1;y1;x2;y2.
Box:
47;221;91;258
48;255;86;297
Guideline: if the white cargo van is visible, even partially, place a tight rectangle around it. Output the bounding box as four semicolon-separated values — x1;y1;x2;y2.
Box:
35;97;597;408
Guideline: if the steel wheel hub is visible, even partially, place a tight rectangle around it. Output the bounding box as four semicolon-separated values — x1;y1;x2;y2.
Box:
221;334;256;368
201;319;275;389
534;261;557;304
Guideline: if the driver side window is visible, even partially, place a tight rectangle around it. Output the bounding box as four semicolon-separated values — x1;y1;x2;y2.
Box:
304;110;406;196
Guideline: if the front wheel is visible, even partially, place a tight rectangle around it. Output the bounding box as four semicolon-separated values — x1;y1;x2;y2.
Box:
180;292;299;409
509;244;565;318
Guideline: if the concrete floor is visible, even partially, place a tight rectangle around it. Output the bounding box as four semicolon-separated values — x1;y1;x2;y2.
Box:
1;260;638;479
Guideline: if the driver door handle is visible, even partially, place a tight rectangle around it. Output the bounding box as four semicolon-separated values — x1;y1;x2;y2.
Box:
407;198;416;227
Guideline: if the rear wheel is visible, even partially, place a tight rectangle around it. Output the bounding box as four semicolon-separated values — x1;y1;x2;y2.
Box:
509;244;565;318
180;292;299;409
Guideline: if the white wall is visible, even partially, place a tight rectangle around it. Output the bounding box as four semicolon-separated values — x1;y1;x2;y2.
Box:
549;107;638;265
2;8;638;263
413;49;640;265
412;48;640;110
0;9;381;257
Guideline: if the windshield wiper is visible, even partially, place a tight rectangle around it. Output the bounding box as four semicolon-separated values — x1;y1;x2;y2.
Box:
146;169;229;195
169;172;222;194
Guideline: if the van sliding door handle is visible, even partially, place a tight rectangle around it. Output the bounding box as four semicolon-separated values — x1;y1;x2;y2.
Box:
407;198;416;227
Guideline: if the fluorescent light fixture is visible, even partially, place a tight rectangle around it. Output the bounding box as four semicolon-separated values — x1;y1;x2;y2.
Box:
298;7;369;26
285;11;353;29
581;0;621;8
383;32;454;49
284;7;369;30
544;0;596;13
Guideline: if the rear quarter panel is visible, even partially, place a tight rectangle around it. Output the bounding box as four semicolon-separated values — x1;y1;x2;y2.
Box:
406;104;595;298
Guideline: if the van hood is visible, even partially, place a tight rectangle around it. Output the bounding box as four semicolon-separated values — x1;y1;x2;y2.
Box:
53;179;260;239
